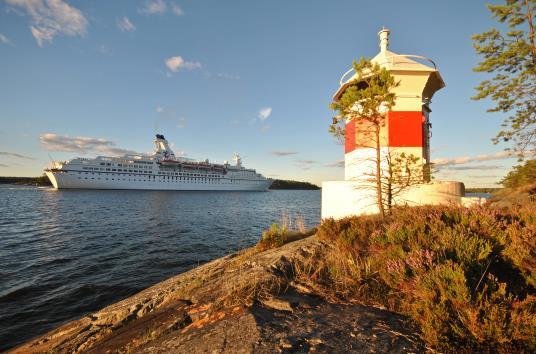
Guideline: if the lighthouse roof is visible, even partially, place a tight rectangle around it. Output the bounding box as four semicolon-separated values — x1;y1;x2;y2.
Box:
333;29;445;101
371;49;440;73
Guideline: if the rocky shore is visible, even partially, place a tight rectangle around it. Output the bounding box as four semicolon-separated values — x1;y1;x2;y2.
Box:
10;235;425;353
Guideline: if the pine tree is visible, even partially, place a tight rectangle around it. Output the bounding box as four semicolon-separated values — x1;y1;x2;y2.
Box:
472;0;536;155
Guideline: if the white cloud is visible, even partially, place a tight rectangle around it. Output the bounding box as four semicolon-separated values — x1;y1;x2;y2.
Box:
258;107;272;121
294;159;318;170
176;117;186;128
296;159;317;164
0;151;35;160
325;160;344;168
271;151;298;156
40;133;141;156
170;2;184;16
140;0;167;15
140;0;184;16
165;55;202;72
217;73;240;80
6;0;88;47
440;165;501;171
97;44;112;55
0;33;13;46
117;16;135;32
156;106;164;113
432;150;534;167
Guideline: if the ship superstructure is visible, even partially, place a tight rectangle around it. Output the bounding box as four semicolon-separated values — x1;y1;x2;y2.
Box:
45;134;272;191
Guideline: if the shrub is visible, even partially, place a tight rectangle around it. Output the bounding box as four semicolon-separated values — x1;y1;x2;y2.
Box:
308;204;536;352
257;213;316;251
257;223;286;251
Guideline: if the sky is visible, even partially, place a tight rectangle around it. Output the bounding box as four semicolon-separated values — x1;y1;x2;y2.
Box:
0;0;523;187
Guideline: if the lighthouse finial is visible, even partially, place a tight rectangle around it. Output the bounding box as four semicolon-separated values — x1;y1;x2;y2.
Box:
378;27;390;52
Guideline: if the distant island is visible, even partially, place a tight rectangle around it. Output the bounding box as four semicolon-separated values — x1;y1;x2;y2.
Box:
0;176;52;186
269;179;320;190
465;187;502;194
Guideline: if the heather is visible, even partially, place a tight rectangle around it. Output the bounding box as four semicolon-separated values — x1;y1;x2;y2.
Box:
294;204;536;352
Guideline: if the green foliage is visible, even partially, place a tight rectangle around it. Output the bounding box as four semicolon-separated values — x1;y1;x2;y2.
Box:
312;204;536;351
269;179;320;190
472;0;536;154
329;57;398;140
0;174;52;186
258;223;287;251
500;159;536;188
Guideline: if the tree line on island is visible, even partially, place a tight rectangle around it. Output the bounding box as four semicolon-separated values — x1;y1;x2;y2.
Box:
0;175;52;186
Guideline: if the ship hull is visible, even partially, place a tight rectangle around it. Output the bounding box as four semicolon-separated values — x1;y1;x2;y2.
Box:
45;171;271;191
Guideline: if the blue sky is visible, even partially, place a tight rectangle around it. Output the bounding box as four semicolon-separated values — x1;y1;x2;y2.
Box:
0;0;520;187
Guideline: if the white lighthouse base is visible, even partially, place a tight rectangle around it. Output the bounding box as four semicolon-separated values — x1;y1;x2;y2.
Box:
321;180;474;220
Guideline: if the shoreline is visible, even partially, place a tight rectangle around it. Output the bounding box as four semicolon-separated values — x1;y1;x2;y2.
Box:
8;234;424;353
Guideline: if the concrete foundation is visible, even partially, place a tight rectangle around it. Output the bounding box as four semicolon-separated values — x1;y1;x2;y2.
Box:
321;180;469;219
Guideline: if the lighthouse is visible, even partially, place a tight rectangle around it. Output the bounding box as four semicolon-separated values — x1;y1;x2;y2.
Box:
322;29;467;219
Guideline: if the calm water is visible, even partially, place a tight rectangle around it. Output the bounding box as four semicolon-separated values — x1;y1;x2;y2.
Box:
0;185;320;351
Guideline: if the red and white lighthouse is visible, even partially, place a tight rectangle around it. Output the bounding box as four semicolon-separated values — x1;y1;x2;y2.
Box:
335;28;445;182
322;29;466;219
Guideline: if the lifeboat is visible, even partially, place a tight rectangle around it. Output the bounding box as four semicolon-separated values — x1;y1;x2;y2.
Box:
159;159;181;166
182;163;198;169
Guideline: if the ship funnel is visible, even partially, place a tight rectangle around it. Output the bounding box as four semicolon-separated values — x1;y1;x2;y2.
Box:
233;153;243;168
153;134;176;160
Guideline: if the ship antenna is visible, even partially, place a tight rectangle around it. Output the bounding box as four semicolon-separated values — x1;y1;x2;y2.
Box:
47;153;56;164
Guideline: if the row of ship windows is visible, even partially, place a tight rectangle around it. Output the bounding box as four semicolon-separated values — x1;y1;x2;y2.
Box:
83;167;151;173
76;176;263;183
81;167;229;178
75;171;261;180
96;162;153;168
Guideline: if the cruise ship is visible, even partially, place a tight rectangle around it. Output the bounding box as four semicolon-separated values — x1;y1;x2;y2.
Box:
45;134;272;191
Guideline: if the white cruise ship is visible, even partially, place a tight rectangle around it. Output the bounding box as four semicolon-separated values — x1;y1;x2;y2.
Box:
45;134;272;191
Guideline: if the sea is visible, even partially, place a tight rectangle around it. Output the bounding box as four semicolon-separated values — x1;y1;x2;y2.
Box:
0;185;321;351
